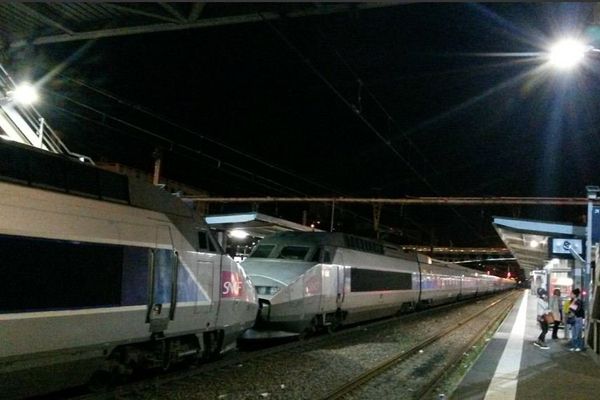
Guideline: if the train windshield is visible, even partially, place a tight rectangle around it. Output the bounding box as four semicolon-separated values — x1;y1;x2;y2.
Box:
250;245;275;258
278;246;310;260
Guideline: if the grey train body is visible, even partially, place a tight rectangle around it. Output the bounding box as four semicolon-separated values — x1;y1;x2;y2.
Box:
242;232;515;334
0;142;258;398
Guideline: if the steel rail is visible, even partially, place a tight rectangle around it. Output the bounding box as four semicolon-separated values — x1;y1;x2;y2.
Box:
416;293;517;399
182;196;594;206
319;291;517;400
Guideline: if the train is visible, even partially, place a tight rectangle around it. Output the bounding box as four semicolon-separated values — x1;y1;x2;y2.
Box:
0;140;514;398
0;141;258;398
241;231;515;335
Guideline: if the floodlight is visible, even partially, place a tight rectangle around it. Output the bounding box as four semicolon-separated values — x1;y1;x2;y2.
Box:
229;230;249;239
548;39;587;69
11;82;39;105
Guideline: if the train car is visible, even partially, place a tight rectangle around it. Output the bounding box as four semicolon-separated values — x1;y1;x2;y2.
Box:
0;142;258;398
241;231;514;335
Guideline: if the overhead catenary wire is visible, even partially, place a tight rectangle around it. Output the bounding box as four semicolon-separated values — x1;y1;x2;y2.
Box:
260;14;485;240
60;75;346;196
48;95;308;196
312;24;441;177
55;74;434;239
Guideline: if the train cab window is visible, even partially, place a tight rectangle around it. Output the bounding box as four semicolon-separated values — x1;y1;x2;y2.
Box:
198;230;219;253
278;246;310;260
311;247;332;263
250;244;275;258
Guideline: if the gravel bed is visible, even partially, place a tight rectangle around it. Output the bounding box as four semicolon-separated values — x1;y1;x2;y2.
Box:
120;293;515;400
344;295;513;399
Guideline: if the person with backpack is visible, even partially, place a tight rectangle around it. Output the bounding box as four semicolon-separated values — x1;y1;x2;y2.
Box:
568;288;585;351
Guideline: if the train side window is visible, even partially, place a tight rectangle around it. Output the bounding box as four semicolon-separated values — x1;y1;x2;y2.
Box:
0;233;152;313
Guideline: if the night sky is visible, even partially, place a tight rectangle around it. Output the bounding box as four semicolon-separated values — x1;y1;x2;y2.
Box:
7;3;600;247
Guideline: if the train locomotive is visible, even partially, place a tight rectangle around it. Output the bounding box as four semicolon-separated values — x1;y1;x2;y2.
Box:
0;141;258;398
242;231;515;335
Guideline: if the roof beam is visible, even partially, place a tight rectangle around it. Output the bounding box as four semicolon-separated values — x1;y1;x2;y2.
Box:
12;3;74;35
157;2;187;22
188;2;206;22
10;3;396;48
103;4;181;24
182;196;595;206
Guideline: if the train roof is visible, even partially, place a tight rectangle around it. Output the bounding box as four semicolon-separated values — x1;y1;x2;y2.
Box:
255;231;500;277
0;140;194;219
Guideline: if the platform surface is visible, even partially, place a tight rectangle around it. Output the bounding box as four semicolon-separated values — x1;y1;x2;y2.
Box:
452;289;600;400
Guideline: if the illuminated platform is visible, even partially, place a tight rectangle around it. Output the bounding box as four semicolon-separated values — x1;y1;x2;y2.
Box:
452;290;600;400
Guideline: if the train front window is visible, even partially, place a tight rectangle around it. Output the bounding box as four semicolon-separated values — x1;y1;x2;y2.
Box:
278;246;310;260
250;244;275;258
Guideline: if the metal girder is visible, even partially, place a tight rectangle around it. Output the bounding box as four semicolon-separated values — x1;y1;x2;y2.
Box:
103;3;181;24
11;3;74;35
400;245;511;255
183;196;594;206
157;3;187;22
188;3;206;22
9;3;396;48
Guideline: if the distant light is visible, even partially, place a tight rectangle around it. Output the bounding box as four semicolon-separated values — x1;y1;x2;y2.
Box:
79;157;85;162
11;82;39;105
548;39;587;69
229;229;248;239
530;240;539;248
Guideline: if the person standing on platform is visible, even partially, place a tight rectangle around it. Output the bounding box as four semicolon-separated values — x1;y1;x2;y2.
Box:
548;288;562;340
563;295;572;341
569;288;585;352
534;289;550;349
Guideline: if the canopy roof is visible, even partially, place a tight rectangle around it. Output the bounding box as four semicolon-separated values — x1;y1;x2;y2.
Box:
492;216;585;272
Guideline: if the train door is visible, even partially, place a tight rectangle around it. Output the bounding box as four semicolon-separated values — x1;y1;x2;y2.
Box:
147;225;178;334
334;248;346;307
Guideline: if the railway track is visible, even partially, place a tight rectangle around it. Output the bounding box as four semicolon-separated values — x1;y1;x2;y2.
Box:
320;291;519;400
62;292;517;400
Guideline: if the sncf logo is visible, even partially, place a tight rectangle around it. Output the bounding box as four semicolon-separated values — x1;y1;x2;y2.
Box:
221;271;244;298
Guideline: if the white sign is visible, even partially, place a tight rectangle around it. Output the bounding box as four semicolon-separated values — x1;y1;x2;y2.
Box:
551;238;583;255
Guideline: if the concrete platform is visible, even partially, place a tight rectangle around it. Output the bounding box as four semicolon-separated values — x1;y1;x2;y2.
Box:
452;289;600;400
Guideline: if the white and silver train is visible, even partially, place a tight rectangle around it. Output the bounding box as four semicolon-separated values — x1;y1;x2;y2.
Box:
242;231;515;334
0;142;258;398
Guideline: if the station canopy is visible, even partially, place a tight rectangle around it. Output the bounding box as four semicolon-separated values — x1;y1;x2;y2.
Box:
0;3;391;49
492;216;585;273
204;212;320;238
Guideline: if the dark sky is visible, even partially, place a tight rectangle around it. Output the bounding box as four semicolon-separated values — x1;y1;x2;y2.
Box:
9;2;600;247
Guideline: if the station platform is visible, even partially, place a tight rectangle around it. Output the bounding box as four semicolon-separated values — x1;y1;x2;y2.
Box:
452;289;600;400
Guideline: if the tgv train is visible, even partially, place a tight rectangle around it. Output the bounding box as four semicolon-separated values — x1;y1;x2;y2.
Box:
0;142;258;398
242;232;515;334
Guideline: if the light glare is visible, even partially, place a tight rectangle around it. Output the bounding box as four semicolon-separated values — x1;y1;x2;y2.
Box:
11;82;39;105
548;39;587;69
229;229;249;239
